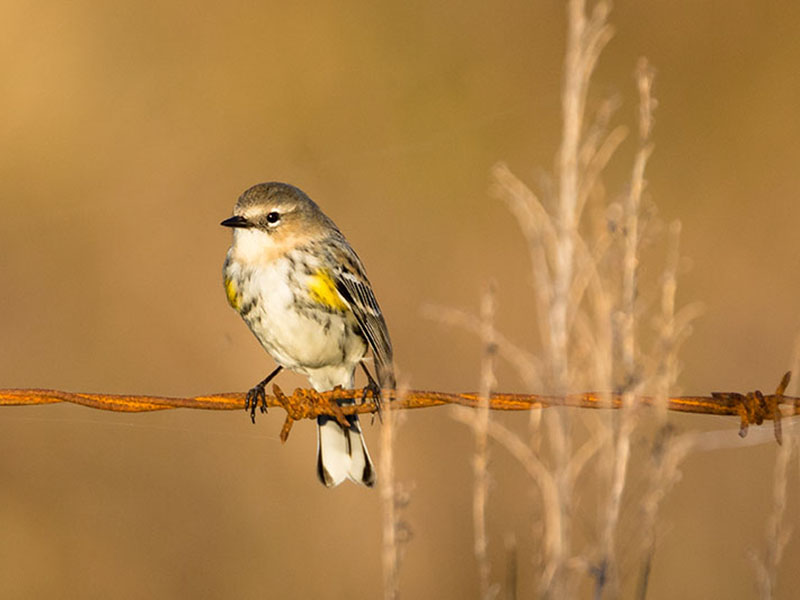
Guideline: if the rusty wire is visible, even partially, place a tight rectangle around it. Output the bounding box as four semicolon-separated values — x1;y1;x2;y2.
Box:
1;372;796;444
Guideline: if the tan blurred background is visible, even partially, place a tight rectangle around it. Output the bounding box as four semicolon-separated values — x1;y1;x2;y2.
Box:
1;1;799;598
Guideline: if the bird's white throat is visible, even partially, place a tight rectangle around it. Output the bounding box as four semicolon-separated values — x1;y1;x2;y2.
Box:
230;228;275;264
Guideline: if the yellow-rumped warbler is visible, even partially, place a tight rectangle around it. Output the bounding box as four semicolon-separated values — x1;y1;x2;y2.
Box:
221;182;395;487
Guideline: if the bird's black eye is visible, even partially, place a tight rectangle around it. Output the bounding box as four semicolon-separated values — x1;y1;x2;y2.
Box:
266;211;280;224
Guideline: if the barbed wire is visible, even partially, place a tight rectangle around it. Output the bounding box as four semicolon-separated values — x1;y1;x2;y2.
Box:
1;371;795;444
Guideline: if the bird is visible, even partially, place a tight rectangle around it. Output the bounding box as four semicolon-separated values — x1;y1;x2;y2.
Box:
221;182;395;487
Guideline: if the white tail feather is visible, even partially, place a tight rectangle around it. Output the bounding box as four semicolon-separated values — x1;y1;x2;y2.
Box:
316;416;376;487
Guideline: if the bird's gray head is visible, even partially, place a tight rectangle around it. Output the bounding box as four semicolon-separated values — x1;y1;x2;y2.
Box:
221;182;340;261
222;182;335;231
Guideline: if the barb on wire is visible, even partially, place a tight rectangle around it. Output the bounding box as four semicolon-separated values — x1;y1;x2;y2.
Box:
1;372;797;443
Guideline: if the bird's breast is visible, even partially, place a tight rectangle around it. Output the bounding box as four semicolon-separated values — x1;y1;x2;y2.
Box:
223;256;365;372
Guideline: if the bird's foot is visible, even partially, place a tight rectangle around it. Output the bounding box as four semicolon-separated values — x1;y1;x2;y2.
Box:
245;383;268;424
243;366;283;424
360;379;383;423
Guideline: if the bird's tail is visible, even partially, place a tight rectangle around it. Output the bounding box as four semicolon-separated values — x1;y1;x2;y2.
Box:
316;414;376;488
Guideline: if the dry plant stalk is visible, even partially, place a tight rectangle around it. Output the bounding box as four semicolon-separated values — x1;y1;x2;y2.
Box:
749;342;800;599
379;388;407;600
595;55;655;598
489;3;617;593
472;283;498;600
751;432;794;599
635;219;685;599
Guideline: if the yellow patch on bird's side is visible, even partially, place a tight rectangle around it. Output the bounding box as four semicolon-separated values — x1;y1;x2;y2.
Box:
308;269;347;311
224;276;241;311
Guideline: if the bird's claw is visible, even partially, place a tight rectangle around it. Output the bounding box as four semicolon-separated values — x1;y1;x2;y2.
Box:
245;384;268;424
361;379;383;423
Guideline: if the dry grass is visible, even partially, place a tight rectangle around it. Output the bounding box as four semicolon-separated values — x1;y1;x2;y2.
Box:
431;0;796;598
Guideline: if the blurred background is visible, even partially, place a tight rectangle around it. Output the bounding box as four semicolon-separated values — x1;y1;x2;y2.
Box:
1;1;799;598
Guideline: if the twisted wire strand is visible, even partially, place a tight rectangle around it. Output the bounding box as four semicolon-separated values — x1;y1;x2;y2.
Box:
1;371;795;444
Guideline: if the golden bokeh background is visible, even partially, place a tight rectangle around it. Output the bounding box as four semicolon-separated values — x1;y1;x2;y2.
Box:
2;2;799;598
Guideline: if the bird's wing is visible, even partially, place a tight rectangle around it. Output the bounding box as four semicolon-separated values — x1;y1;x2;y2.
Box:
331;246;395;389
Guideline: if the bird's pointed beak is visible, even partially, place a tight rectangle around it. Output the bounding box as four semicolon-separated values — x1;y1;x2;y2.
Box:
220;215;250;228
